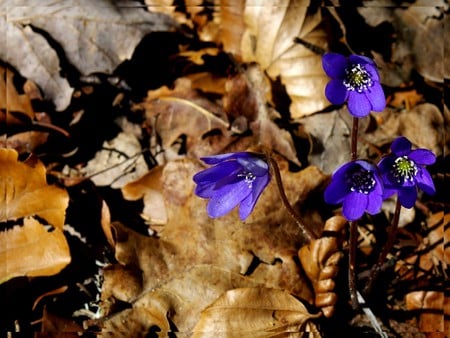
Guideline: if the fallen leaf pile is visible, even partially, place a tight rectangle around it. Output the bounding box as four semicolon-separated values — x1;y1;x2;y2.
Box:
0;1;447;337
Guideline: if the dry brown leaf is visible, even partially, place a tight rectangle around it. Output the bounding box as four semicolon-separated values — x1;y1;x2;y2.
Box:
0;66;50;152
192;287;321;337
139;77;238;159
0;217;71;283
0;0;175;110
298;216;346;318
365;103;445;158
396;212;449;280
122;165;167;225
100;265;262;336
0;148;68;228
359;3;448;84
406;291;448;337
240;0;329;118
299;108;371;174
37;307;83;337
223;65;300;165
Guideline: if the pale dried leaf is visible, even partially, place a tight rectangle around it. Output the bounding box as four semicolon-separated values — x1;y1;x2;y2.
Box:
0;0;175;110
241;0;329;118
82;132;149;189
192;287;321;337
0;217;71;283
0;148;68;228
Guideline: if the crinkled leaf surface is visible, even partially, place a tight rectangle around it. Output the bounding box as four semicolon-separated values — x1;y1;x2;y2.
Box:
100;157;328;336
0;148;68;228
0;217;71;283
0;0;175;110
192;287;321;337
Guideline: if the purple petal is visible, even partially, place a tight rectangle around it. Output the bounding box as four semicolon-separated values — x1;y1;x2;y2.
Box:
342;192;367;221
238;174;270;220
366;191;383;215
325;79;348;105
382;187;396;200
349;54;375;66
363;63;380;82
322;53;348;78
398;187;417;208
391;137;411;156
206;180;251;218
200;152;255;165
237;156;269;177
408;149;436;166
366;82;385;112
324;179;348;205
347;91;371;117
416;169;436;195
193;161;241;184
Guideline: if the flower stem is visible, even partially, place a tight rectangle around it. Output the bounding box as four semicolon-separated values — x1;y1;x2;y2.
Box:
348;220;360;309
351;117;359;161
348;116;361;309
267;156;317;242
363;198;402;296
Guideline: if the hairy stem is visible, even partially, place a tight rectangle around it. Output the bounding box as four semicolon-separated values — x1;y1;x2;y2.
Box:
363;198;402;296
349;220;360;309
267;156;317;242
351;117;359;161
348;116;361;309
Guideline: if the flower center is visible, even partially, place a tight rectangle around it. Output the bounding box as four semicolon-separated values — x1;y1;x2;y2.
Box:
238;171;256;188
349;168;376;194
391;156;418;183
343;64;373;93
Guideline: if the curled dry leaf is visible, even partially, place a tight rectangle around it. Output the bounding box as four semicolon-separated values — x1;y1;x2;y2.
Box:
0;148;69;228
122;165;167;225
192;287;321;337
298;216;347;318
0;217;71;283
241;0;329;118
406;291;449;336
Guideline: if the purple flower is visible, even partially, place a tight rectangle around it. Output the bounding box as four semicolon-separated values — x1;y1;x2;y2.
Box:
325;160;384;221
378;137;436;208
322;52;386;118
193;152;270;220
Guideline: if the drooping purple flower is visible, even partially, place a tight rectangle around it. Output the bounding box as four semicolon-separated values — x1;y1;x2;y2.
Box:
193;152;270;220
322;52;386;118
378;137;436;208
324;160;384;221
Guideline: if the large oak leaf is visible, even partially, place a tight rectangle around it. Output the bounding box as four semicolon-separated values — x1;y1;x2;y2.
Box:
0;0;175;110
